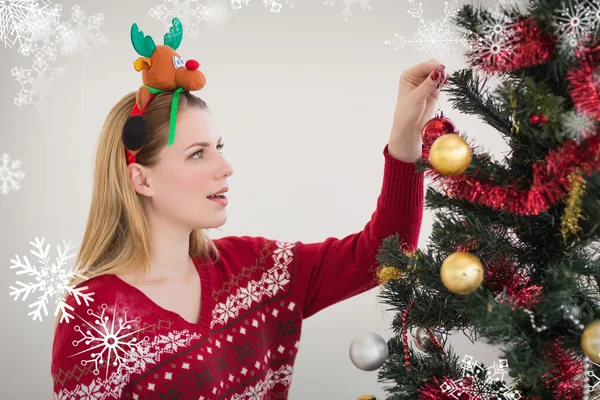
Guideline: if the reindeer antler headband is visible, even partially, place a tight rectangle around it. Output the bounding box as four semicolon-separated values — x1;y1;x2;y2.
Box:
122;17;206;165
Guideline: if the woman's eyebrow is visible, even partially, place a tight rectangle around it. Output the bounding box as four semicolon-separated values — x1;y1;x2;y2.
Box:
185;137;223;150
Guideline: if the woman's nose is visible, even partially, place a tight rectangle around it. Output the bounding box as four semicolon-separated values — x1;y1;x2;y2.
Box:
185;59;199;70
222;158;234;178
224;163;234;178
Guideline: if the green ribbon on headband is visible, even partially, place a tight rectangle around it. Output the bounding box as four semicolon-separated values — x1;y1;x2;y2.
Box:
144;85;184;146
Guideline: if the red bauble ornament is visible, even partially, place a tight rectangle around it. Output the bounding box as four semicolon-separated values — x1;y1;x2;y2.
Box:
540;114;550;124
422;109;457;159
530;113;541;124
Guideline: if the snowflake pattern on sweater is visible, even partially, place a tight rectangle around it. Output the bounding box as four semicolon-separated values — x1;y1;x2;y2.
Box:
51;144;424;399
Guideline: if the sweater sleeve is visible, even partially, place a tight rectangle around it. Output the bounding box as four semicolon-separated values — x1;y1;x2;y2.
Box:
296;144;424;319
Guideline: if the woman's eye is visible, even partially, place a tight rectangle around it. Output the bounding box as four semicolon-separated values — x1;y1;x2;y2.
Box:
192;150;203;159
191;144;224;159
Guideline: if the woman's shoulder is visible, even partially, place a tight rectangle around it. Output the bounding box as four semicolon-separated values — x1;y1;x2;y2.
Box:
50;273;186;397
58;273;156;326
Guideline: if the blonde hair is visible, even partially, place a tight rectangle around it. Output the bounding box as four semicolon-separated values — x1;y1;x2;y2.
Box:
57;90;220;324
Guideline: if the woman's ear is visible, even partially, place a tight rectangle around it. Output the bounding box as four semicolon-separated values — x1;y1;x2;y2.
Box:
128;164;154;198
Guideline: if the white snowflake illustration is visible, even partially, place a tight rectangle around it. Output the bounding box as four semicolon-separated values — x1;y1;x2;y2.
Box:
55;5;108;56
230;0;295;13
70;303;151;380
563;110;598;141
324;0;370;21
584;357;600;400
440;355;522;399
203;0;234;27
20;14;61;63
385;0;469;59
0;0;61;55
149;0;219;40
480;8;521;45
21;4;108;60
0;153;26;194
469;29;519;67
12;4;106;117
11;50;66;118
8;237;94;322
460;6;535;72
230;0;250;9
552;0;600;59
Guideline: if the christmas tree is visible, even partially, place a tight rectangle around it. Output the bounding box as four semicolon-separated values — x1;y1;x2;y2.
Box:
374;0;600;398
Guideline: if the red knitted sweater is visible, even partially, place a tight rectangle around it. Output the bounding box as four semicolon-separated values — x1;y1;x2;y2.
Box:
51;144;424;399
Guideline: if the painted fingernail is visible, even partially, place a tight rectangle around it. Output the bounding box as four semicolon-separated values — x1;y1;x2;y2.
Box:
431;70;440;80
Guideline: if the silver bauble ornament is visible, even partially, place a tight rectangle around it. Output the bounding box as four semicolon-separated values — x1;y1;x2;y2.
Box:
349;332;388;371
412;327;446;351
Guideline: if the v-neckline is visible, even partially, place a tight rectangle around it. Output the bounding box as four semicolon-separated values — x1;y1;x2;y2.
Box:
109;256;213;336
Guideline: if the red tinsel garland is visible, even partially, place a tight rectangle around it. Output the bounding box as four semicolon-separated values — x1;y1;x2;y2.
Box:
466;17;555;74
482;255;543;310
566;39;600;123
424;133;600;216
541;338;584;400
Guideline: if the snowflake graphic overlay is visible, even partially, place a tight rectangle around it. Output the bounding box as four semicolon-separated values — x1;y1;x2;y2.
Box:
584;357;600;400
0;0;61;55
20;4;108;61
231;0;251;9
324;0;371;21
203;0;233;27
0;153;26;194
464;7;526;71
11;50;66;118
12;4;107;117
149;0;219;40
563;109;598;142
552;1;600;59
385;0;468;59
230;0;296;13
440;355;522;399
9;237;94;322
69;303;150;380
55;5;108;56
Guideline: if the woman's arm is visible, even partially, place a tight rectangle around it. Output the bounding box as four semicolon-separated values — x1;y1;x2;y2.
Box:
296;143;424;318
295;59;447;317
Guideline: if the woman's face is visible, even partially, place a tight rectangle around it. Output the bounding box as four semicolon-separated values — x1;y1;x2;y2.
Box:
133;107;234;231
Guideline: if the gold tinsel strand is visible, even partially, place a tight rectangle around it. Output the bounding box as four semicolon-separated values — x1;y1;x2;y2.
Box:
377;251;416;285
509;85;520;135
377;266;406;285
561;171;586;242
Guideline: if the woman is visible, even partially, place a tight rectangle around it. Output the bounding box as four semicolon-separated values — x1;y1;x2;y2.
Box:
50;19;448;399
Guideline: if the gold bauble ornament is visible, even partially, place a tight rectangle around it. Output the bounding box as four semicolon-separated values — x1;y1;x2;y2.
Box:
429;133;472;176
581;320;600;363
440;252;483;295
356;396;377;400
